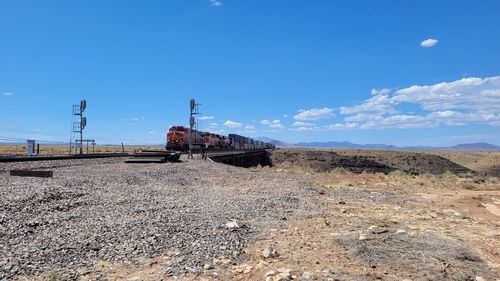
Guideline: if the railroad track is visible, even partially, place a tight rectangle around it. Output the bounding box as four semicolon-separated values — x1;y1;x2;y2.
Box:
0;149;266;163
0;153;131;162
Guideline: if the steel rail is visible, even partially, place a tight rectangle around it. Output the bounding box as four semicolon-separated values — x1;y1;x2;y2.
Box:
0;153;130;162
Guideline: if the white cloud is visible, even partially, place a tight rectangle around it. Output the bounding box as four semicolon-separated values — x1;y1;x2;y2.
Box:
432;110;458;118
292;121;315;127
199;116;214;120
326;124;347;130
371;88;391;96
283;114;289;118
223;120;242;128
268;119;284;129
344;113;382;122
323;123;359;130
359;115;431;129
2;92;13;96
148;130;156;135
125;117;145;121
260;119;285;129
392;76;500;112
209;122;218;127
293;126;314;131
244;124;257;134
421;38;438;48
210;0;222;7
294;108;334;120
340;92;396;115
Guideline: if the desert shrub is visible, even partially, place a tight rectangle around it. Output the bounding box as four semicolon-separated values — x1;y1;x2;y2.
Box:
377;173;387;181
333;230;494;280
387;170;411;183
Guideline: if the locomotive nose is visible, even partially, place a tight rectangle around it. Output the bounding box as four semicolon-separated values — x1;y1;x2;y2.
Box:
168;132;182;143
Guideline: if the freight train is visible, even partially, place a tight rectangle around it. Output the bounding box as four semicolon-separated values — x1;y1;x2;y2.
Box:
166;125;275;151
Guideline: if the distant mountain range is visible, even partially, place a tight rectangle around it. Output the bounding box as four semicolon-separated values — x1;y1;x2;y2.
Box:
256;137;500;151
256;137;291;148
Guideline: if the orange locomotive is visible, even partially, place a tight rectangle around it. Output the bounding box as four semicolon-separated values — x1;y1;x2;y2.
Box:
166;125;274;151
166;126;232;151
166;126;199;151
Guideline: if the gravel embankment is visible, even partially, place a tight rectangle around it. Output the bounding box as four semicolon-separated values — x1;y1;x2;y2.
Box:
0;158;321;280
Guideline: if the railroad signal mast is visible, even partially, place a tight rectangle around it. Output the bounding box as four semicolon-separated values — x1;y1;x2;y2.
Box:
188;99;200;159
72;99;87;154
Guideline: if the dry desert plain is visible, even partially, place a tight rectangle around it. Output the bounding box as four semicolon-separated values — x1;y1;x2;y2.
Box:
0;148;499;281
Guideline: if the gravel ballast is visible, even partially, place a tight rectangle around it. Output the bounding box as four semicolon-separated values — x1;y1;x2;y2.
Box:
0;158;321;279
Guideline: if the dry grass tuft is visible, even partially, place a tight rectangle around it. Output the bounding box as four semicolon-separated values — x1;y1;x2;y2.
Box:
333;230;494;280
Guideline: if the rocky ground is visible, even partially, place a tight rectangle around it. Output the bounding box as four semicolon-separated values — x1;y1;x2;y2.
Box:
270;149;475;175
1;151;499;281
426;151;500;178
0;157;322;280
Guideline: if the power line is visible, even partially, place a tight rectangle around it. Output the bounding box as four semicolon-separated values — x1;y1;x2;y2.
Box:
0;135;67;144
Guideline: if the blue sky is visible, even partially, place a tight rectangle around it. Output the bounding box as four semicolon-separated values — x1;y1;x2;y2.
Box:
1;0;499;146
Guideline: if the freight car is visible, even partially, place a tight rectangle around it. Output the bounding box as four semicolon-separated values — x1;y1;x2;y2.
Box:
166;125;275;151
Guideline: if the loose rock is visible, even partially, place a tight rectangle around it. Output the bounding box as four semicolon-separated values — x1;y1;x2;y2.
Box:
262;246;279;259
225;220;240;229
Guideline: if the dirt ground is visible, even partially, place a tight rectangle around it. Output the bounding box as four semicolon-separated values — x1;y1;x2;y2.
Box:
67;168;500;281
239;170;500;281
2;149;500;281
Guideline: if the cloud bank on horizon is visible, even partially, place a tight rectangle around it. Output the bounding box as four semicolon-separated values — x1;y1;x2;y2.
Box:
336;76;500;129
213;75;500;135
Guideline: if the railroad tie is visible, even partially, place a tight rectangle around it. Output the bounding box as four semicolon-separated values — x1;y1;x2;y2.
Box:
10;170;54;178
